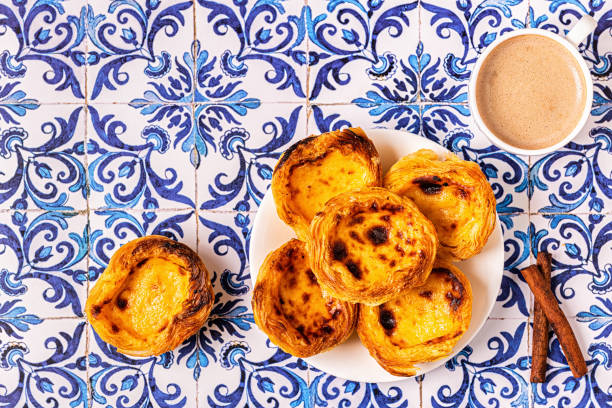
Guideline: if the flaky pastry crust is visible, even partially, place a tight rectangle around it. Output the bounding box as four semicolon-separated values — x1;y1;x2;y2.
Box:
252;239;358;357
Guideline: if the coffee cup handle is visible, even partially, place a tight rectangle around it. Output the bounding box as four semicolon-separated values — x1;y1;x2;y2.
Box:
566;15;598;48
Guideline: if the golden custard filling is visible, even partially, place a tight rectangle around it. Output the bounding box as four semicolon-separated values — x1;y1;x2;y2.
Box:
97;257;191;340
357;262;472;376
330;203;427;286
379;268;466;348
289;150;371;222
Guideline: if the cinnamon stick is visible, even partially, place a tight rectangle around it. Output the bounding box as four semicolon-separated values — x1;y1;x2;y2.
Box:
521;264;587;378
531;252;552;383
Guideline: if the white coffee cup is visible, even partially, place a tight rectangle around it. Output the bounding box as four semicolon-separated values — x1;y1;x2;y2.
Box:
468;16;598;156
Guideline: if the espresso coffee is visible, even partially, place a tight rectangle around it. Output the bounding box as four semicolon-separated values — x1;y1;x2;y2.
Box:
475;35;587;150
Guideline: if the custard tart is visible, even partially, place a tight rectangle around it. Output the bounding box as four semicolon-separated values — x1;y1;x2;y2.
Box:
252;239;358;357
308;187;438;305
384;149;496;260
86;236;214;356
358;260;472;376
271;127;381;241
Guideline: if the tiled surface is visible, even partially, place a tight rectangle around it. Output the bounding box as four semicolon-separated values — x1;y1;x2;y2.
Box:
0;0;610;407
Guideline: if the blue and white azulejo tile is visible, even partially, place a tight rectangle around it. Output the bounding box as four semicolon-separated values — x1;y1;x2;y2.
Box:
0;210;88;319
0;0;87;103
0;105;87;212
306;1;420;104
86;0;196;103
196;103;307;213
87;104;196;210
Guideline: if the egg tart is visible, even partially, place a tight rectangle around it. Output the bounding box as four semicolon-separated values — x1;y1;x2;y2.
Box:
358;260;472;376
252;239;358;357
271;127;382;241
384;149;496;260
308;187;438;306
86;236;214;356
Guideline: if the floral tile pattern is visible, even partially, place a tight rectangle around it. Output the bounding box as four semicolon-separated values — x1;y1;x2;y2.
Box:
0;0;610;407
195;0;308;103
310;368;420;407
196;103;307;212
87;104;196;210
0;105;87;211
86;0;195;103
422;319;530;408
306;1;420;104
0;210;88;319
0;0;87;103
419;0;528;103
530;111;612;214
0;319;88;408
531;318;612;407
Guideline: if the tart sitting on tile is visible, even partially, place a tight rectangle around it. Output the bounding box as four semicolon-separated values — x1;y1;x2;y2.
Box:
271;127;382;241
358;260;472;376
252;239;358;357
86;236;214;357
384;149;496;260
307;187;438;306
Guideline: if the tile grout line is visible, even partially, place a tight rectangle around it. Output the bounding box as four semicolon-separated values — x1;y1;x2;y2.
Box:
82;10;93;406
303;0;315;397
3;207;610;217
192;1;201;406
305;0;311;138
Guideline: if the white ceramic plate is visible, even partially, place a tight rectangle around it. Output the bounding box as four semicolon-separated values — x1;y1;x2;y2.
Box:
249;129;504;383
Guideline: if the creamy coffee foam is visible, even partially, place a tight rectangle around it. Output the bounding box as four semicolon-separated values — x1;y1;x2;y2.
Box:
475;35;587;150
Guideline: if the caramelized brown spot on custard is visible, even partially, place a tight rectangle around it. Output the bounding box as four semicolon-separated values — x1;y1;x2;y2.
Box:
367;226;389;245
413;175;443;195
91;305;102;317
419;290;433;299
332;240;348;261
381;204;404;214
349;231;364;244
115;297;128;310
348;215;365;226
302;293;311;303
394;244;405;257
345;261;362;279
378;306;396;335
306;269;318;284
433;268;465;311
456;188;469;199
111;324;120;333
